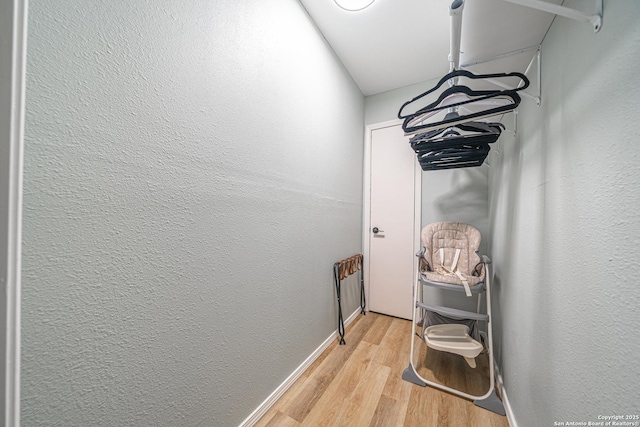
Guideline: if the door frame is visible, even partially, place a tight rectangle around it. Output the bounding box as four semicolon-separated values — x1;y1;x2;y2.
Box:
362;120;422;316
1;0;28;425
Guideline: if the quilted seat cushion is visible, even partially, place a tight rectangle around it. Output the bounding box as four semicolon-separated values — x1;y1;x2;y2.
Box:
422;270;484;286
420;221;484;286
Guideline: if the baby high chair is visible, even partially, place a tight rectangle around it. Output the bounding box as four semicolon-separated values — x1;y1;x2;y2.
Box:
402;221;505;415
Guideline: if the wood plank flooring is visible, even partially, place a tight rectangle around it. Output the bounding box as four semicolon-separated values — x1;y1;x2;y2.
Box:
255;312;509;427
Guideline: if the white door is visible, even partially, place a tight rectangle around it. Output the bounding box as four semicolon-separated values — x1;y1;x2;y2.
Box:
368;124;418;320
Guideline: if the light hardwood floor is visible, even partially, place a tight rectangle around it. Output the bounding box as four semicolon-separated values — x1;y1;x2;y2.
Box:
255;312;509;427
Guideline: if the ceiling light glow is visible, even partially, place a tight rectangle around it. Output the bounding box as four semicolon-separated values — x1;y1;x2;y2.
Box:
334;0;375;12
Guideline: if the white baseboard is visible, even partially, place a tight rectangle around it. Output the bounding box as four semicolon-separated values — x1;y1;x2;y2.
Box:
494;362;518;427
238;307;364;427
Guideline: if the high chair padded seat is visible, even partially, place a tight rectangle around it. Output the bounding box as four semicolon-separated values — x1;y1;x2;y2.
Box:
421;222;484;288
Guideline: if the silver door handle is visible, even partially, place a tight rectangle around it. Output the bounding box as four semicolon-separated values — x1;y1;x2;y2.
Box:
372;227;384;234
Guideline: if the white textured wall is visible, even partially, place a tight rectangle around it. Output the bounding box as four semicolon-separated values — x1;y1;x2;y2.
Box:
22;1;364;426
488;1;640;424
0;0;16;420
364;78;438;126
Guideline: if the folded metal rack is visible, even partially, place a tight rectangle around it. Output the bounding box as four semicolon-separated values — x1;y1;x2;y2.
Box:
333;254;366;345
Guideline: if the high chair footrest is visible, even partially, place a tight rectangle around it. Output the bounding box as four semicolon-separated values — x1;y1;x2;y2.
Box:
416;302;489;322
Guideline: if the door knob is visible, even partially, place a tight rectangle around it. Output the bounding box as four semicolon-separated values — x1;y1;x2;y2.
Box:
372;227;384;234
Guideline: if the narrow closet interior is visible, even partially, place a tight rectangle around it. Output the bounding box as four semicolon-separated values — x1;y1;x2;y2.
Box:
10;0;638;426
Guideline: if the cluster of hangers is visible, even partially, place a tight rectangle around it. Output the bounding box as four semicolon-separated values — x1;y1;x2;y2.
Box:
398;69;529;171
335;254;363;280
396;0;530;171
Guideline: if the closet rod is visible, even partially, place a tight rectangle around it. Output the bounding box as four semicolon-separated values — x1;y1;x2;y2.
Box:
448;0;464;73
503;0;602;33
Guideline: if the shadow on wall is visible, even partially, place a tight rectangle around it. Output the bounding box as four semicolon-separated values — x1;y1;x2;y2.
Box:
425;167;490;257
433;167;489;224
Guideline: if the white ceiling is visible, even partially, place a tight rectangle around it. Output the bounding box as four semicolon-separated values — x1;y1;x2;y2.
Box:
299;0;560;96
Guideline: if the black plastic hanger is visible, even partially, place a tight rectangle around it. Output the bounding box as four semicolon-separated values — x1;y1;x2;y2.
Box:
407;112;505;171
398;69;529;135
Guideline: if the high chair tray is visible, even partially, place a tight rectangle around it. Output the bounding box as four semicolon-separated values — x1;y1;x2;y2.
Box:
424;324;483;359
